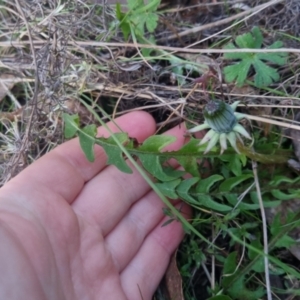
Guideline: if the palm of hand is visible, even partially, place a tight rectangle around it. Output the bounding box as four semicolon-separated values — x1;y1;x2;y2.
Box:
0;112;190;300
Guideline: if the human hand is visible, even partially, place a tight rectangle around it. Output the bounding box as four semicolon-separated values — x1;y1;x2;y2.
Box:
0;111;191;300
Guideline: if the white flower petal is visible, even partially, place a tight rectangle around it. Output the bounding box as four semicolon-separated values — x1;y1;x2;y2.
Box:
187;122;210;133
219;133;227;154
199;129;215;145
204;133;220;154
233;123;251;139
227;131;240;153
230;101;240;111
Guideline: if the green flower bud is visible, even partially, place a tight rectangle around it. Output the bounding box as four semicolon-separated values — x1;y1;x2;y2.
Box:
187;100;251;154
203;100;237;134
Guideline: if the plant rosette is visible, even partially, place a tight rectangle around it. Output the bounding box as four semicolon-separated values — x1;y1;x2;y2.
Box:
188;100;251;154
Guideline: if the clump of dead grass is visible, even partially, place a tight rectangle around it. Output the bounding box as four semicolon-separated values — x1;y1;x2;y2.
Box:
0;0;299;182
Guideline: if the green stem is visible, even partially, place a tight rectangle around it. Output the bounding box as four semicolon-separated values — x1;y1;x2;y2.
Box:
77;100;217;247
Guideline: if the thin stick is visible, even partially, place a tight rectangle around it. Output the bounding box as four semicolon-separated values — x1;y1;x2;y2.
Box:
1;40;300;55
246;114;300;131
211;224;215;291
252;159;272;300
185;0;283;48
159;0;283;42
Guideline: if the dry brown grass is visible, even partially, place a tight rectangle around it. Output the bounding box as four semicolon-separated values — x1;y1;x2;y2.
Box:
0;0;299;184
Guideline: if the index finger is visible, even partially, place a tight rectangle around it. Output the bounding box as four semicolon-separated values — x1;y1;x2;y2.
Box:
2;111;156;203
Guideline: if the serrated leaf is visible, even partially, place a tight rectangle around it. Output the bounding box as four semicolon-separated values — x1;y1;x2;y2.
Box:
223;43;247;60
139;135;176;151
269;40;283;48
271;255;300;279
155;179;181;199
274;232;296;249
270;214;298;249
145;13;158;32
257;51;287;65
251;26;264;48
224;60;251;86
134;16;146;36
139;154;177;181
223;26;287;87
63;113;79;138
196;174;223;193
176;138;202;176
116;3;131;40
96;133;132;174
138;135;180;180
270;175;300;186
221;251;238;288
271;189;300;200
133;0;160;13
235;26;263;49
225;194;259;210
235;32;254;48
128;0;142;10
147;0;160;11
227;274;265;300
250;192;281;208
228;154;242;176
219;174;253;192
248;240;265;273
116;3;123;20
78;124;97;162
253;59;279;87
197;195;232;212
177;177;200;204
121;0;160;40
239;153;247;166
162;166;185;179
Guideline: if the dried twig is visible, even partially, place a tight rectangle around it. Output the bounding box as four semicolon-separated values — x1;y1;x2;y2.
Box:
5;0;40;181
252;159;272;300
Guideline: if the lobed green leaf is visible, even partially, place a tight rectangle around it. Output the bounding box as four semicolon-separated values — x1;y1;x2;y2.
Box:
177;177;200;205
145;13;158;32
116;3;131;40
139;154;177;181
63;113;79;139
78;124;97;162
155;179;181;199
197;194;232;212
223;43;248;60
128;0;143;10
95;133;132;174
221;251;238;288
223;60;251;86
223;26;287;87
139;135;176;151
225;194;258;211
219;174;253;192
176;138;203;177
196;174;223;193
252;58;279;87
